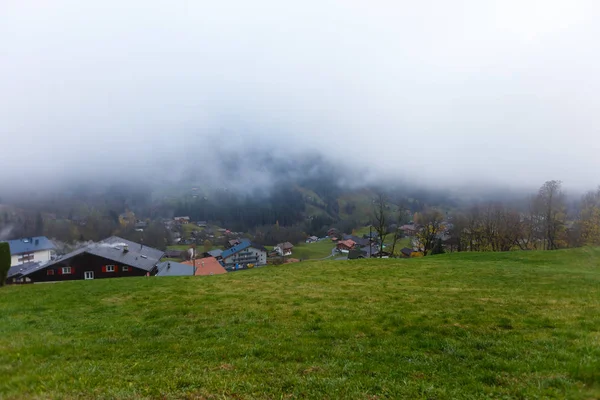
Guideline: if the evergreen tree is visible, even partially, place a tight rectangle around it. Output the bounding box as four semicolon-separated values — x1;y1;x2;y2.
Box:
0;242;11;287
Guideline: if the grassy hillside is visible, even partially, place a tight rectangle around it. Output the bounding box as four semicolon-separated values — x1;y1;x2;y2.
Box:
290;240;335;260
1;249;600;399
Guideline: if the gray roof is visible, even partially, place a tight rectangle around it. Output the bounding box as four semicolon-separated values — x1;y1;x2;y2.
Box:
7;262;40;278
401;247;414;256
23;236;164;276
155;261;195;276
206;249;223;257
360;246;375;257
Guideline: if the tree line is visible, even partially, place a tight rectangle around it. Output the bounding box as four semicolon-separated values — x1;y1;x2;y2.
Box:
400;180;600;255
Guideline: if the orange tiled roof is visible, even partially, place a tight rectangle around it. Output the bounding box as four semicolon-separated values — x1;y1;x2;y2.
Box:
182;257;227;276
337;239;356;248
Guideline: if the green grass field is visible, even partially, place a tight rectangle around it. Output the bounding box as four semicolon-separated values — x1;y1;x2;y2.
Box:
1;249;600;399
291;240;336;260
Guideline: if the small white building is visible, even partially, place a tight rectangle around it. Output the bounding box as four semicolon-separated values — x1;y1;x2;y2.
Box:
275;242;294;257
6;236;56;267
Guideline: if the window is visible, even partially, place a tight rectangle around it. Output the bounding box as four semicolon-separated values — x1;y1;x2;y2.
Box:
19;253;34;263
106;265;115;272
122;266;129;272
47;269;54;276
62;267;72;275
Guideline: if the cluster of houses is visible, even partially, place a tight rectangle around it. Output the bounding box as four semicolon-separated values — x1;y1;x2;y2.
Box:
4;233;272;284
3;220;444;284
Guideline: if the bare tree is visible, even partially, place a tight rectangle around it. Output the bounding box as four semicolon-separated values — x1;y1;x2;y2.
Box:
577;186;600;246
372;193;388;258
388;215;403;257
414;208;445;256
537;180;565;250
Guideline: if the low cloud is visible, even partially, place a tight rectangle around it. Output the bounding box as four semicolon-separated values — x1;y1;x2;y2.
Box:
1;0;599;195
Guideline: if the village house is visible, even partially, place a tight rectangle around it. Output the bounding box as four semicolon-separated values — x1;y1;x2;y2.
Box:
305;236;319;243
203;249;223;259
221;240;267;271
7;236;56;266
155;261;195;276
401;247;417;258
342;234;370;247
400;224;419;237
6;262;41;284
347;249;364;260
226;238;242;249
183;257;227;276
336;239;357;253
16;236;164;283
174;216;190;224
274;242;294;256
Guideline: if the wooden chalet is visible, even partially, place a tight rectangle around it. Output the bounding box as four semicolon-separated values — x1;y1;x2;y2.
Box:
17;236;164;283
336;239;357;253
275;242;294;257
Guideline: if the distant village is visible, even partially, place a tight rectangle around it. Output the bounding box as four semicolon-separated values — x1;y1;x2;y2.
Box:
4;215;442;285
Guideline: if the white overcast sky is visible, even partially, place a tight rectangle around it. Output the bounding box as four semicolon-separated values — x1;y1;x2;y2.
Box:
1;0;599;192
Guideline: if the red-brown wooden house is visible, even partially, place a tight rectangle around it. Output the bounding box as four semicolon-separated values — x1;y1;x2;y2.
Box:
336;239;357;253
19;236;164;283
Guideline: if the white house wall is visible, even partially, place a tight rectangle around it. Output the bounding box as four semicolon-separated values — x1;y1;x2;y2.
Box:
11;249;53;266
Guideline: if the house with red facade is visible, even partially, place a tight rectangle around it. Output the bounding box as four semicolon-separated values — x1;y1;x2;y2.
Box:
336;239;357;253
17;236;164;283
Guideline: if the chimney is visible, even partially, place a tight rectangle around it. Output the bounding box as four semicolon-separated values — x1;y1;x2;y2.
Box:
123;244;129;252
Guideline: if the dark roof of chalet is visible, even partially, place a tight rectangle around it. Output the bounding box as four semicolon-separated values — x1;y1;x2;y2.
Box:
221;240;251;259
354;238;370;247
22;236;164;276
277;242;294;249
206;249;223;258
156;261;194;276
342;235;369;246
360;246;374;257
7;262;40;279
401;247;414;256
6;236;55;255
228;239;241;246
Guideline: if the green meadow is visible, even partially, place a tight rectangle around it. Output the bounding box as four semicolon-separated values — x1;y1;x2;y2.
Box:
1;248;599;399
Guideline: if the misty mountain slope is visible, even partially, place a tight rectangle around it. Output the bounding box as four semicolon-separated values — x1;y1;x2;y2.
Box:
1;248;599;399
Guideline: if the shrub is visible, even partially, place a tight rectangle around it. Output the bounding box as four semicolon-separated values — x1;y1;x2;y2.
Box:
0;242;11;287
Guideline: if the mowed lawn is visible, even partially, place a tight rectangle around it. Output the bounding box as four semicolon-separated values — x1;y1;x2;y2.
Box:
291;240;335;260
1;249;600;399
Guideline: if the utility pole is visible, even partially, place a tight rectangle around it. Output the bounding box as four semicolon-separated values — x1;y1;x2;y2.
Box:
191;244;196;275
